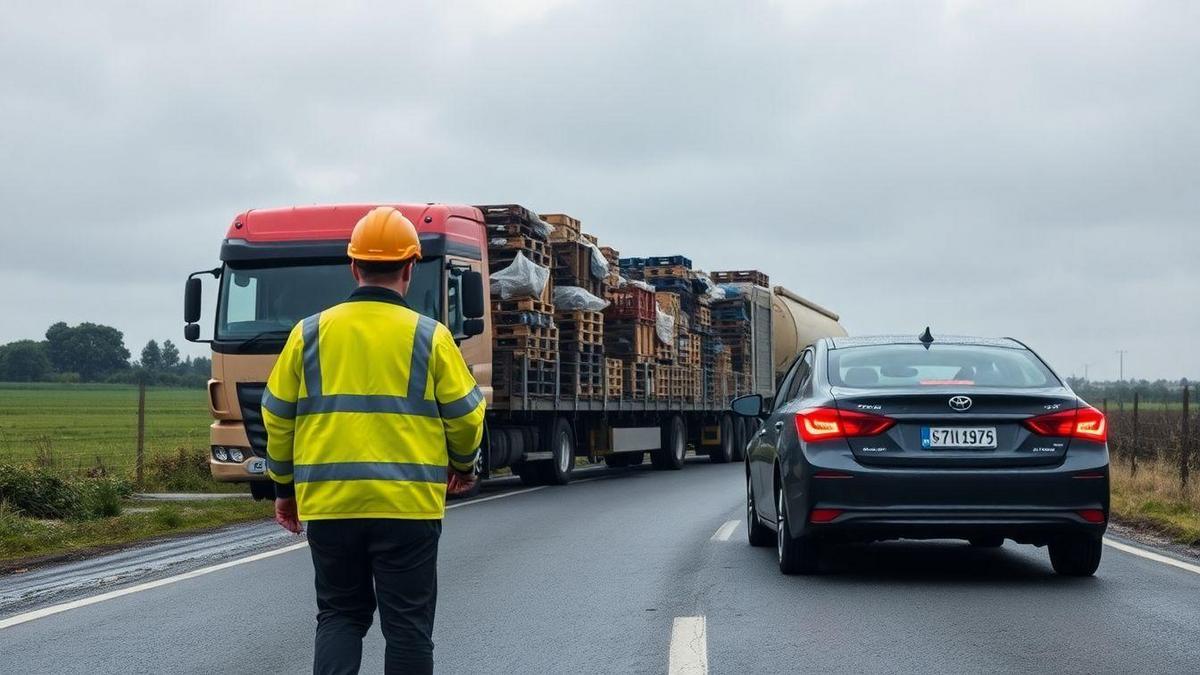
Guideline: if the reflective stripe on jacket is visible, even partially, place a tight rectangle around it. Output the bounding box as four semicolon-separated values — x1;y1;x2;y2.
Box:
261;285;486;520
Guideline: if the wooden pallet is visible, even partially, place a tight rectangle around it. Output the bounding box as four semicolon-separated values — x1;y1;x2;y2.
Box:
493;297;553;314
605;358;623;398
492;352;558;400
711;269;769;288
542;213;581;242
599;246;620;266
604;321;656;359
492;325;559;360
554;310;604;346
643;265;690;280
494;310;554;328
622;358;656;400
490;246;551;271
604;285;656;322
560;351;605;399
551;241;604;294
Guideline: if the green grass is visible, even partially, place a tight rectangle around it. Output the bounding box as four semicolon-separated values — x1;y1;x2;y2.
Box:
1110;458;1200;545
0;498;273;565
0;382;211;478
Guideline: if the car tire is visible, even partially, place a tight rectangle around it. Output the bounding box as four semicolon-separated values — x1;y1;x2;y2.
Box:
746;471;773;547
1048;534;1103;576
543;417;575;485
651;416;687;470
710;415;734;464
969;537;1004;548
777;485;821;575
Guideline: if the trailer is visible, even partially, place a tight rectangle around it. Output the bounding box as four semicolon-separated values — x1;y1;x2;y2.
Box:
183;203;847;496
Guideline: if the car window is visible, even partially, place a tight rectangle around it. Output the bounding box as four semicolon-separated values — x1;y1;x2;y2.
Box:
773;355;805;408
827;344;1059;389
784;350;813;401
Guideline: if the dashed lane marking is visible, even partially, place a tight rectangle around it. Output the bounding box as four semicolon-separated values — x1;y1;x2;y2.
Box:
710;520;740;542
0;485;548;631
668;615;709;674
1104;537;1200;576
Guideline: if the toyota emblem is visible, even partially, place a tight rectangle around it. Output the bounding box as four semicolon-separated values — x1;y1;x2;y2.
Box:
949;396;973;412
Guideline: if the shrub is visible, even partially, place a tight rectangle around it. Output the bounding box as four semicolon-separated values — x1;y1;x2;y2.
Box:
146;447;212;492
0;464;81;519
79;477;132;518
153;504;184;528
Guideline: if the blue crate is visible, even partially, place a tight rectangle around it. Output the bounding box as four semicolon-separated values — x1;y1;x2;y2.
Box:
644;255;692;269
618;257;647;269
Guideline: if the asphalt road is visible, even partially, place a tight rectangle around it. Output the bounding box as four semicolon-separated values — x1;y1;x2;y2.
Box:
2;459;1200;673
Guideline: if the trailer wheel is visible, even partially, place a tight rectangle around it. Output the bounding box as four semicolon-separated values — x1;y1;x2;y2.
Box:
710;415;735;464
514;462;542;486
652;415;686;470
628;451;645;466
542;417;575;485
731;418;751;462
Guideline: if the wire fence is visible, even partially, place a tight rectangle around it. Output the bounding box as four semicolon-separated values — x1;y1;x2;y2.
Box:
1103;385;1196;487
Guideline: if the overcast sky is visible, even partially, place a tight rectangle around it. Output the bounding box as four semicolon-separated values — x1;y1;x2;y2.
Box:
1;1;1196;381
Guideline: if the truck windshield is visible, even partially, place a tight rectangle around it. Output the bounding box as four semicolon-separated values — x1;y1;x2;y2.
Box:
216;259;442;341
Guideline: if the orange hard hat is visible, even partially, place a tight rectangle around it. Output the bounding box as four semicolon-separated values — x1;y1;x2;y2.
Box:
347;207;422;262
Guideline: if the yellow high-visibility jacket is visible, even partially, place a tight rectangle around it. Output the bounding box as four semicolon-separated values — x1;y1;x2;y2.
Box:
261;285;485;521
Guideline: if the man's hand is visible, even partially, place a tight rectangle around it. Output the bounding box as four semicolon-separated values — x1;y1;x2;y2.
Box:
447;470;478;497
274;497;303;534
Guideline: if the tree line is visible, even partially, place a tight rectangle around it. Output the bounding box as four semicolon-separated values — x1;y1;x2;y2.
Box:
1066;377;1193;405
0;322;210;387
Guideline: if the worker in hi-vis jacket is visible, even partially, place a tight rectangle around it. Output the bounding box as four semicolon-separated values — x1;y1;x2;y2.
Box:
262;206;486;674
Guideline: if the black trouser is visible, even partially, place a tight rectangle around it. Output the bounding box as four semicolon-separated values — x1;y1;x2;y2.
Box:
307;518;442;675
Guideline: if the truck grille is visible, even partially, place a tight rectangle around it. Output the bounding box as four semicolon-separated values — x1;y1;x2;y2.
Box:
236;383;268;457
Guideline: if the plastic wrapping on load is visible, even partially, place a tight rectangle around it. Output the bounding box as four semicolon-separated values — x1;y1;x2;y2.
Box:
489;251;550;300
532;217;554;240
553;285;610;312
655;308;675;344
718;284;744;299
697;273;725;300
630;279;655;293
585;241;608;279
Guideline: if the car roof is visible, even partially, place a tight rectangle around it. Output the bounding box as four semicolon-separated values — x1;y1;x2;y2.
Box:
826;335;1027;350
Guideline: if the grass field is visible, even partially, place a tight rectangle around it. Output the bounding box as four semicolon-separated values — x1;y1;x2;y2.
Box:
0;382;211;477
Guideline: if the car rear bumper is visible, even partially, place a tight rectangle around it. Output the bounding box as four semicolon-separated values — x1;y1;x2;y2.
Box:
785;450;1109;544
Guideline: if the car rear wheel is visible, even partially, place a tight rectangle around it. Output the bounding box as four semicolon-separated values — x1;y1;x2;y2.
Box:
1048;534;1103;576
777;485;821;575
710;415;734;464
746;472;773;547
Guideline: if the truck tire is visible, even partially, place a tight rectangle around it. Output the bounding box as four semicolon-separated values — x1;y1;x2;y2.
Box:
628;451;645;466
724;415;744;461
652;415;687;470
710;415;735;464
514;462;542;486
542;417;575;485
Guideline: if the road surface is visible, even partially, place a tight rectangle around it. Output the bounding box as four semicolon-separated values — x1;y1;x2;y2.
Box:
2;460;1199;673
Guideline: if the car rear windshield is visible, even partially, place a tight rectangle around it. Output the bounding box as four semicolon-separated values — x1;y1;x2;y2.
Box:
827;344;1059;389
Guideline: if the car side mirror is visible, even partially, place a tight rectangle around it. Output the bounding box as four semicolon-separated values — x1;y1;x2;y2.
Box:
461;270;484;319
731;394;764;418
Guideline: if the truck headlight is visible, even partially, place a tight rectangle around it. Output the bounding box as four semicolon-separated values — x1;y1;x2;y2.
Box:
228;448;245;462
213;446;230;462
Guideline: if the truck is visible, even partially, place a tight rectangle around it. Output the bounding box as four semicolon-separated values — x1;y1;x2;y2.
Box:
182;203;847;497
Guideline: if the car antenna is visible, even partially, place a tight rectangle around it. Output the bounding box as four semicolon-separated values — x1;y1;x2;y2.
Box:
919;326;934;349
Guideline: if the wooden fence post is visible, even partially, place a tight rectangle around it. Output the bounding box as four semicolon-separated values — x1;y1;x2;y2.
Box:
1182;385;1191;489
136;378;146;486
1131;392;1139;478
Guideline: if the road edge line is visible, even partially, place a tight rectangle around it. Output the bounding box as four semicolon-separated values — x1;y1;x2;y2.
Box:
1103;536;1200;575
710;520;739;542
0;485;549;631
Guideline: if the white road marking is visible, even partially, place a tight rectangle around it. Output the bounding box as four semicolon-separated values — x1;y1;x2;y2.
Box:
1104;537;1200;575
710;519;740;542
668;615;709;674
0;484;548;631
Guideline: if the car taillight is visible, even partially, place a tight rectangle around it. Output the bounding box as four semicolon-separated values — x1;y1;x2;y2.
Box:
795;407;895;442
1022;406;1107;442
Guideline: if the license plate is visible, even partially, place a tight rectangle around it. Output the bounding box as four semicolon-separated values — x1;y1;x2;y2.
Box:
247;458;267;474
921;427;997;449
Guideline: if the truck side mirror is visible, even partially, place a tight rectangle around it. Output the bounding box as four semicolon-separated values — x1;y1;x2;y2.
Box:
461;270;485;319
184;277;203;324
462;318;485;338
184;323;200;342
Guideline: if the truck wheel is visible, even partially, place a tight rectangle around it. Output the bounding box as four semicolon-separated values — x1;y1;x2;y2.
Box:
542;417;575;485
514;462;542;486
249;481;274;501
710;415;734;464
731;418;749;462
628;451;645;466
652;416;686;470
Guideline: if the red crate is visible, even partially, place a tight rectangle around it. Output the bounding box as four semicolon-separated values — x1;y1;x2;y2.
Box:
604;285;656;322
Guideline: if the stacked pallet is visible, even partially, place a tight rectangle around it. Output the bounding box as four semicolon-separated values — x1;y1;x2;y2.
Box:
602;280;657;401
605;358;623;398
480;205;557;402
711;269;769;288
557;309;604;399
